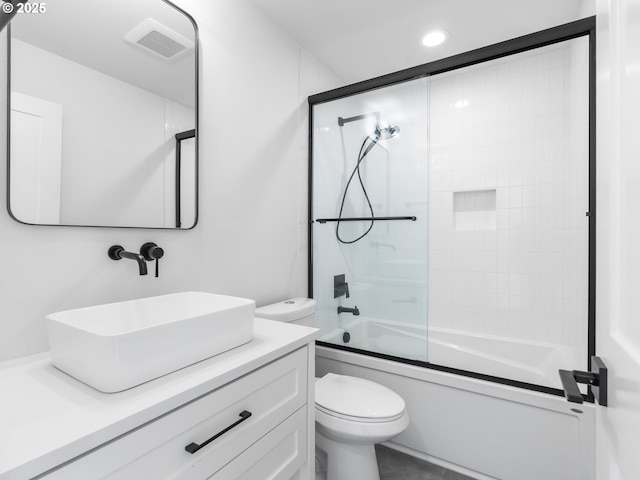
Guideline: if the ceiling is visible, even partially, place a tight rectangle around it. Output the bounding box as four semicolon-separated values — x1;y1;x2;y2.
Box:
245;0;593;85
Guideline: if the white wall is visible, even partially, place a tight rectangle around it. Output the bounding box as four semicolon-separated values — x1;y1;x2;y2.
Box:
0;0;341;361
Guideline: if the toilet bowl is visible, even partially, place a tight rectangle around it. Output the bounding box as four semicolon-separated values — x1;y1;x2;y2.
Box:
255;298;410;480
314;373;409;480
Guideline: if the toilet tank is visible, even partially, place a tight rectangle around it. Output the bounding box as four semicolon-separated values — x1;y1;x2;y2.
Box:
255;297;316;327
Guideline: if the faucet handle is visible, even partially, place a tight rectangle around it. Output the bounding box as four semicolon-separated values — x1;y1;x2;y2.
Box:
140;243;164;277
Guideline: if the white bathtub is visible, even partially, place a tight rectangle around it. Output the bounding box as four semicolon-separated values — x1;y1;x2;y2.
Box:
321;318;580;389
316;319;595;480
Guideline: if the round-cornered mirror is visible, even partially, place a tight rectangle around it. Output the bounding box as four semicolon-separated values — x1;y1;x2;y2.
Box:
8;0;198;228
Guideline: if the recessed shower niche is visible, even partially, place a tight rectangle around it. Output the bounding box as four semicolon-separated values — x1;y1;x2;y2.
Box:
453;189;497;231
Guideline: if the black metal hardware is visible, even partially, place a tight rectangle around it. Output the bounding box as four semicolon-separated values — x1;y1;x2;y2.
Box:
185;410;252;454
559;356;608;406
338;112;380;126
334;274;350;298
108;245;148;276
175;129;196;228
315;216;417;224
140;242;164;278
337;306;360;316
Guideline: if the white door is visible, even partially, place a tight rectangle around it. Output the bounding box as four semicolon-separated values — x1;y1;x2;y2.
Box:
9;92;63;224
595;0;640;478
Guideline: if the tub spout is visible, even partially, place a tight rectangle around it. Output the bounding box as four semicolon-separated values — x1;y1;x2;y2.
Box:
338;306;360;316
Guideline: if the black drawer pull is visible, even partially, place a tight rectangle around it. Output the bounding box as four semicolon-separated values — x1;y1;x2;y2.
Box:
185;410;252;454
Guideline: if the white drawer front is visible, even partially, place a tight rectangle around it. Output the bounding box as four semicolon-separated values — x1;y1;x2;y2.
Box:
42;347;308;480
208;407;307;480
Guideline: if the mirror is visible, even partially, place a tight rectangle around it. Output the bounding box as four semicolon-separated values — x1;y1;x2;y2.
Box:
8;0;198;228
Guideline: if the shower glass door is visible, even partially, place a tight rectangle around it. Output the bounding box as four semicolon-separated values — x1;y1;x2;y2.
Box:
310;28;592;393
311;78;430;362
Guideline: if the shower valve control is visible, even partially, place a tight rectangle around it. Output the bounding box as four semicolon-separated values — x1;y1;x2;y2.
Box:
140;242;164;278
334;274;350;298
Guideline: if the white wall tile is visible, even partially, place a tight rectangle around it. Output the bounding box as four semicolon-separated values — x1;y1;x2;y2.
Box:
428;38;590;370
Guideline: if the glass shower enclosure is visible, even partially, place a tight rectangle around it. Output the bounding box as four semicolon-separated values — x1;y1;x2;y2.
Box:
309;23;593;394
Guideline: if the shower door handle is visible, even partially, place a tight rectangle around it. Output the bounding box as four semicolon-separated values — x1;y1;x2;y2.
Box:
558;356;608;406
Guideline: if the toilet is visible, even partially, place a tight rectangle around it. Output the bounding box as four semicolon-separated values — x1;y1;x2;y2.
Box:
255;298;410;480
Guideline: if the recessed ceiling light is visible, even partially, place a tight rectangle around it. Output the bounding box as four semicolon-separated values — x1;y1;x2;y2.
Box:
421;30;449;47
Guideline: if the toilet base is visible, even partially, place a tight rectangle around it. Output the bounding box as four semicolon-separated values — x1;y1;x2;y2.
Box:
316;429;380;480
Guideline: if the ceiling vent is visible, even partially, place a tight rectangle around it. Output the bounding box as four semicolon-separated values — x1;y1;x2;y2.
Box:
125;18;194;61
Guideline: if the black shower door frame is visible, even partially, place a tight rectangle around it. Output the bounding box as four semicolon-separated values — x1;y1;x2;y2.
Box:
307;17;596;400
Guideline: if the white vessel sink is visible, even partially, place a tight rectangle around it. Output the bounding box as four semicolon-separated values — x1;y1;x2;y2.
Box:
46;292;255;393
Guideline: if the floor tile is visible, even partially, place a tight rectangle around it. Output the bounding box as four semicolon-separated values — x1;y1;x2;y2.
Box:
376;445;476;480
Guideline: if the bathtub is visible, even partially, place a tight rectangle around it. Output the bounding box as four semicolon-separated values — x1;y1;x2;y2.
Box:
321;318;580;389
316;319;594;480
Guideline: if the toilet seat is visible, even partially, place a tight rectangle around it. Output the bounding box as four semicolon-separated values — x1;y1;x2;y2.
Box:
315;403;406;423
315;373;406;422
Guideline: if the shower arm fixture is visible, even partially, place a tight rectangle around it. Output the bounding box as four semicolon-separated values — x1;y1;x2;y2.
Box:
338;112;399;141
338;112;380;127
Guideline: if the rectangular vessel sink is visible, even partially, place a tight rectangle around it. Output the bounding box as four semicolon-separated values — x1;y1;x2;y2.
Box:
46;292;255;393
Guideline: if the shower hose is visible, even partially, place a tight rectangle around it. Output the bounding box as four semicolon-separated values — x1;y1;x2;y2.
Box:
336;135;379;244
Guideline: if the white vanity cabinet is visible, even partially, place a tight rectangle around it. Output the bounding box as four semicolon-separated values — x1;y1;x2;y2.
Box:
43;348;308;480
0;319;318;480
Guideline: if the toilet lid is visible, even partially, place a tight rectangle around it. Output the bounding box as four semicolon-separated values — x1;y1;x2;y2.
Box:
315;373;405;420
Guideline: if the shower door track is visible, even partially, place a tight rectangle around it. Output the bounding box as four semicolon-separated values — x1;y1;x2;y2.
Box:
314;216;416;224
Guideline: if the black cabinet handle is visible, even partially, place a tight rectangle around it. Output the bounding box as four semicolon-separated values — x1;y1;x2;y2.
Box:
184;410;252;454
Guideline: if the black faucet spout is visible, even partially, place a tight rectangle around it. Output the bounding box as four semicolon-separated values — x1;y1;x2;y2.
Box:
120;251;148;275
108;245;148;275
337;306;360;316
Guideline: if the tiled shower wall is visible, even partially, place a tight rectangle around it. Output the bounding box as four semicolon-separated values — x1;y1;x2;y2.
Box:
427;37;589;361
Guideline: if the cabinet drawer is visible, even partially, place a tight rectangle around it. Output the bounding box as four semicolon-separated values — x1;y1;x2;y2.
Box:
209;406;307;480
42;347;308;480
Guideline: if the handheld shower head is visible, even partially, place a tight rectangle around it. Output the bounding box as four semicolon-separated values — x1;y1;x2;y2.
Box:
373;123;400;140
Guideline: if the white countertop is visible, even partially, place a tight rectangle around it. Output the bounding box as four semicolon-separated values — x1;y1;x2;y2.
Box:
0;318;319;480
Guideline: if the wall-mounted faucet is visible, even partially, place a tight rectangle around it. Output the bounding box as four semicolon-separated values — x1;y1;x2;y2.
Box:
108;243;164;277
338;306;360;316
108;245;148;276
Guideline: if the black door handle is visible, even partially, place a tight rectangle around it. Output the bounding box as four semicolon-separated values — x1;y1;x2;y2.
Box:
185;410;252;454
559;370;585;403
558;356;608;407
